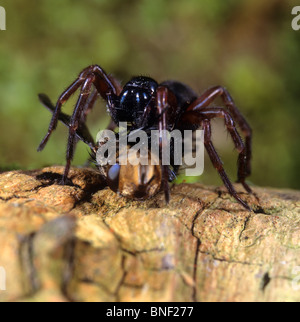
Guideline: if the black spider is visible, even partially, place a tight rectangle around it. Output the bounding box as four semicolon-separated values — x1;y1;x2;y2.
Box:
38;65;252;210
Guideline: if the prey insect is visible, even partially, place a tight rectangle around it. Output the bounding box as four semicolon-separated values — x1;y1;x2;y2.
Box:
38;65;253;210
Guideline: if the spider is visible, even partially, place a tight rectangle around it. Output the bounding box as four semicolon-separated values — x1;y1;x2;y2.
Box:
38;65;253;211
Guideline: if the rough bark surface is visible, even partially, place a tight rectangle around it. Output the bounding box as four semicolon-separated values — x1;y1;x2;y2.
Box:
0;166;299;302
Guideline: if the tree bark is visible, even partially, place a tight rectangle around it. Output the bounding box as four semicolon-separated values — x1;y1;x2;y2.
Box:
0;166;299;302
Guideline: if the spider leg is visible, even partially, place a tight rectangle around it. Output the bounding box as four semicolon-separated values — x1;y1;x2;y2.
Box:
156;86;173;203
81;88;98;124
63;75;96;183
202;119;252;211
38;65;121;184
197;107;245;152
180;109;251;211
38;77;84;151
186;86;252;192
38;93;96;151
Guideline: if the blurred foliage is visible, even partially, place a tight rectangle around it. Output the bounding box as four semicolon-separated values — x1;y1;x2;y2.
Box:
0;0;299;189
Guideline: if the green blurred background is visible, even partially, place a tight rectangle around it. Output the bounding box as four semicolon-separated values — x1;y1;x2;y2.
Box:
0;0;299;190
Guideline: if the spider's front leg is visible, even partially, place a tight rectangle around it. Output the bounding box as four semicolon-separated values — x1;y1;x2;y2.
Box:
155;86;178;203
187;86;252;193
156;86;171;203
38;65;121;184
38;93;96;151
63;74;96;182
37;76;83;152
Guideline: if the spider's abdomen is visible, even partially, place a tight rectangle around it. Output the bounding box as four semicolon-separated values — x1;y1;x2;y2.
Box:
117;76;158;125
161;80;198;111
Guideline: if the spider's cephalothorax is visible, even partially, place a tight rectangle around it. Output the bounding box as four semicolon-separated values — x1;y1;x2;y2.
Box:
38;65;253;211
114;76;158;127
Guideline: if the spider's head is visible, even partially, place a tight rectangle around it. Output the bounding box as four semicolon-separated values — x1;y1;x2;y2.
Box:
104;150;162;200
117;76;158;126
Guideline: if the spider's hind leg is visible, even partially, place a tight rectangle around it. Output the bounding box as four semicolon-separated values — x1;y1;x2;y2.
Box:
202;119;252;211
186;86;252;193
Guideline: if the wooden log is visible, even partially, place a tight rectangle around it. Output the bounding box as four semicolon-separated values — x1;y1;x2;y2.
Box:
0;166;299;302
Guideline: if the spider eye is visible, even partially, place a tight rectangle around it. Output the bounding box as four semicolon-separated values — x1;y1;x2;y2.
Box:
107;164;120;192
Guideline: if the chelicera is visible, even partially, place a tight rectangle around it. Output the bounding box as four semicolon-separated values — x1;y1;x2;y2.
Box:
38;65;253;210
